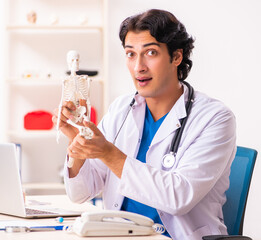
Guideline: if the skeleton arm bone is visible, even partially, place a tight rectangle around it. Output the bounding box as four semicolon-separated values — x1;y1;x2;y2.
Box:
56;80;66;143
56;77;86;142
66;119;93;168
84;77;92;121
67;119;93;139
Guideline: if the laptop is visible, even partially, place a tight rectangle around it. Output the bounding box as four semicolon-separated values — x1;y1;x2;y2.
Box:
0;143;81;218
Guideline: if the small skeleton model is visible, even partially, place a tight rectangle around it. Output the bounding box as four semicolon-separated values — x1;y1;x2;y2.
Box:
27;11;37;24
57;50;93;168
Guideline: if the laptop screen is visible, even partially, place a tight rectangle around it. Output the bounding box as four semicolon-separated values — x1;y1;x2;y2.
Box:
0;143;26;217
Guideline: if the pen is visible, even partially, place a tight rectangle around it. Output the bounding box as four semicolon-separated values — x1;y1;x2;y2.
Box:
30;225;65;231
4;225;66;233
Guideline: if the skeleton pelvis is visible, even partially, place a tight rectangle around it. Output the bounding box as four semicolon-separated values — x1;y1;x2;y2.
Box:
71;106;86;123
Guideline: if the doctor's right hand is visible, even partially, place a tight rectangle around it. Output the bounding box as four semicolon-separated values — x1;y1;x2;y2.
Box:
52;101;79;142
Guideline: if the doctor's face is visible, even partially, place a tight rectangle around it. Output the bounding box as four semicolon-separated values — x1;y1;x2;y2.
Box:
124;30;181;100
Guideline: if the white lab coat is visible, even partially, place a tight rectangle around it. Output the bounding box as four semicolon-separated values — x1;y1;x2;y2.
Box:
64;84;236;240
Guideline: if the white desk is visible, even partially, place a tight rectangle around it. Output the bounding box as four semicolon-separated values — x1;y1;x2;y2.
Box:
0;195;170;240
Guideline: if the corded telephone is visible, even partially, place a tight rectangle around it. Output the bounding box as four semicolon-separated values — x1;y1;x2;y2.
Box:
67;210;165;237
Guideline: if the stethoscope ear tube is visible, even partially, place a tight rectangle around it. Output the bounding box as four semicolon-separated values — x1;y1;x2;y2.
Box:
112;92;137;145
169;81;194;159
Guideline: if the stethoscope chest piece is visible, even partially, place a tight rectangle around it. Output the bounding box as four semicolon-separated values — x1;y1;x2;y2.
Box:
162;152;175;169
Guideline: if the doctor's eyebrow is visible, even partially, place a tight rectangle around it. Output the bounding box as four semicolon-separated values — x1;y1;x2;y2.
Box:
124;42;161;49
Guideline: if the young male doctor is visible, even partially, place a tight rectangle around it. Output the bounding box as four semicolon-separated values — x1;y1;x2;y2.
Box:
53;9;236;240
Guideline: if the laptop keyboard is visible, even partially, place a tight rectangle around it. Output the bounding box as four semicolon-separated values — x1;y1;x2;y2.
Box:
25;208;57;215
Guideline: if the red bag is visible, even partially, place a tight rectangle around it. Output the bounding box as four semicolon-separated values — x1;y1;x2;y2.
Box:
90;107;97;125
24;110;53;130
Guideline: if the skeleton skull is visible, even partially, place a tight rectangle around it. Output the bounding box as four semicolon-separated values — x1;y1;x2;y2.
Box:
67;50;80;75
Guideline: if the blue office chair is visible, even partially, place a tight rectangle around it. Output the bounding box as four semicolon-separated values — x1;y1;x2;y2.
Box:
203;146;258;240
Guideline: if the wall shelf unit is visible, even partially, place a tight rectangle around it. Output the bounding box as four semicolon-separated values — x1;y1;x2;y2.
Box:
5;0;106;184
6;25;103;31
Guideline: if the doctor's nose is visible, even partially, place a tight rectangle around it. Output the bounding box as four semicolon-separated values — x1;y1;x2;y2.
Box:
134;57;147;73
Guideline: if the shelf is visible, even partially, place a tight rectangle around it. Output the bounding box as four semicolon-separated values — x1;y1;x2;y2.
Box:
7;130;58;139
6;24;102;32
7;77;102;86
8;79;62;86
22;182;66;195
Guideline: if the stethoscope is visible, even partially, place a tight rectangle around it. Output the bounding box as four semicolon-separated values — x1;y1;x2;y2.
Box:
113;81;195;170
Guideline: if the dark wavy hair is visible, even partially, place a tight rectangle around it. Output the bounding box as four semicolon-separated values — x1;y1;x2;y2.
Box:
119;9;195;81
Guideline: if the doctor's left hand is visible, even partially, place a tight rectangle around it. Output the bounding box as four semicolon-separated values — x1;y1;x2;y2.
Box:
68;121;127;178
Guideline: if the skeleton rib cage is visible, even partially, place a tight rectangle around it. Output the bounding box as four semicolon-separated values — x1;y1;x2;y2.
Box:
63;75;91;104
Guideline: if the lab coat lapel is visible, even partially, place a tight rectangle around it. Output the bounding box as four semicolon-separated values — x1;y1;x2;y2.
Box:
132;94;146;129
124;95;146;158
151;90;187;146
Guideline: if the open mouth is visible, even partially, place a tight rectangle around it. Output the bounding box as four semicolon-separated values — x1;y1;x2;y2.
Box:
137;77;152;82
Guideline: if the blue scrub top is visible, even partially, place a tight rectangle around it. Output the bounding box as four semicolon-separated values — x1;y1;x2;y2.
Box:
121;105;170;238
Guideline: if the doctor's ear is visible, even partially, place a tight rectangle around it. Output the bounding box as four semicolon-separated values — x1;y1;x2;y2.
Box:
172;49;183;66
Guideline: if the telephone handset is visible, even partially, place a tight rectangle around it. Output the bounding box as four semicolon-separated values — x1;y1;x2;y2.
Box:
68;210;165;237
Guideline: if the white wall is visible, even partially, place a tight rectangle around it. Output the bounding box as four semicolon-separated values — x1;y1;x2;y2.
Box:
106;0;261;238
0;1;5;142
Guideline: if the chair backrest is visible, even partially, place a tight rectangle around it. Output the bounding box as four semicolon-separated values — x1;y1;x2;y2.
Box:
223;146;258;235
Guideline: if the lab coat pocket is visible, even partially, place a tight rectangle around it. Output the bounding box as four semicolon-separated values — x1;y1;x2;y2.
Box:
186;225;211;240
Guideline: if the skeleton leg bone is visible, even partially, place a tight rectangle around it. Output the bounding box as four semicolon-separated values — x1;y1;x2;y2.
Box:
66;119;93;168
